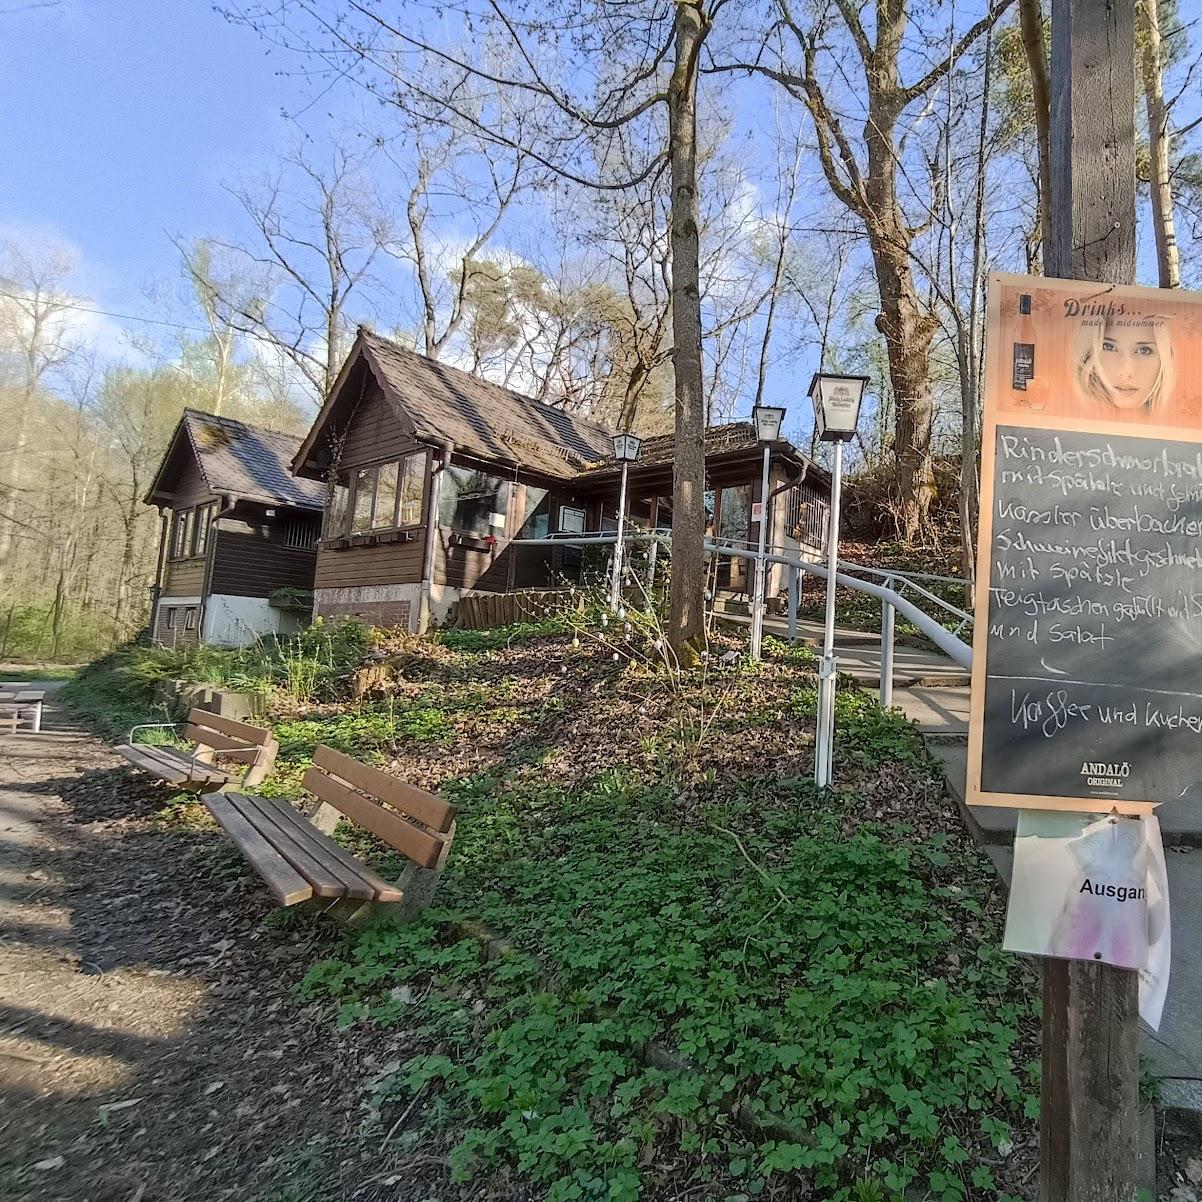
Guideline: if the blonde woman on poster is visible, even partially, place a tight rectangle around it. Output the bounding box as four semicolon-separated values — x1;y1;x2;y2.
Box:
1072;311;1175;416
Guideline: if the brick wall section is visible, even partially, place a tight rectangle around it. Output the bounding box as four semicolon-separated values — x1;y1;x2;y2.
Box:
318;599;412;631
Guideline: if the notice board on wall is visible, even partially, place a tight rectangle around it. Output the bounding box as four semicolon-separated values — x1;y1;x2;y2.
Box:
969;273;1202;813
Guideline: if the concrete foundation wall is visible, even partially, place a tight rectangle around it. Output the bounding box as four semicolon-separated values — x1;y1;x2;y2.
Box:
202;594;300;648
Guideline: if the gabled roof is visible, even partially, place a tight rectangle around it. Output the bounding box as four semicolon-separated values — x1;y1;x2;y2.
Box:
293;328;617;481
146;409;326;510
577;421;832;487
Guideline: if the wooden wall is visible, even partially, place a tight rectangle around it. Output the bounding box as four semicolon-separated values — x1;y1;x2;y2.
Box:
210;518;317;598
315;538;424;590
161;452;216;595
341;380;416;466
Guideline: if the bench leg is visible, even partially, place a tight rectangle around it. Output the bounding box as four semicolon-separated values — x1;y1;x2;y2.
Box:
242;739;278;790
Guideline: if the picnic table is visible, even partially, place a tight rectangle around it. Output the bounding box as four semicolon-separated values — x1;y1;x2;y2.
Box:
0;688;45;733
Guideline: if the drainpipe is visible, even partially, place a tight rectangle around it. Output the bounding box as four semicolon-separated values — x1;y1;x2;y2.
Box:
148;507;170;644
418;442;453;634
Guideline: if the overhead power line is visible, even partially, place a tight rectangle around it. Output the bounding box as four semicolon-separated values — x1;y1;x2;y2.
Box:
0;289;282;347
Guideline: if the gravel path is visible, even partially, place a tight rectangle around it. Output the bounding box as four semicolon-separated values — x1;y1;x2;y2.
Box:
0;690;410;1202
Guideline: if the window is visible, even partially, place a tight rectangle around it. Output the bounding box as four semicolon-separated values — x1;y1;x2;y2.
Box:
164;607;177;630
399;454;424;526
170;503;218;560
192;502;216;558
351;466;375;532
518;487;550;539
374;461;399;529
337;451;427;537
285;517;319;551
184;608;197;631
718;485;751;543
326;482;350;538
439;466;509;536
171;511;188;559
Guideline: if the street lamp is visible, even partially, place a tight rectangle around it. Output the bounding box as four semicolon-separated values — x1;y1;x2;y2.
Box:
808;373;868;787
750;404;786;661
610;432;642;610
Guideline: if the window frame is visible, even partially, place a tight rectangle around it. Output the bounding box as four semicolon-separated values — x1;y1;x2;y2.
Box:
184;607;197;631
334;450;428;540
438;464;511;538
164;607;177;631
192;502;215;558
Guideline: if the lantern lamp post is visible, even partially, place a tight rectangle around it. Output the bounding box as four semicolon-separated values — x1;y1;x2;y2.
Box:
610;432;642;611
749;404;786;661
808;373;867;787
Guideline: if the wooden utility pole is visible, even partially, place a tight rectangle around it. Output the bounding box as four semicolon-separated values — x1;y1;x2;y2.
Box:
1042;1;1141;1197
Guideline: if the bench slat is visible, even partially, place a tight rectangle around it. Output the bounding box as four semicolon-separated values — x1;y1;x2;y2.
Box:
202;792;314;906
251;795;404;903
313;745;455;833
235;794;374;900
118;743;234;786
117;744;190;784
303;766;444;869
183;725;257;755
147;745;235;785
188;709;270;746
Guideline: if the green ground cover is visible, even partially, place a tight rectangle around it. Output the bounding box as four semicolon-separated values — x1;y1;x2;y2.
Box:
66;616;1036;1201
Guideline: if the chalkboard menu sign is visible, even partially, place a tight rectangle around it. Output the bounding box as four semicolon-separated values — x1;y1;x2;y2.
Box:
969;274;1202;813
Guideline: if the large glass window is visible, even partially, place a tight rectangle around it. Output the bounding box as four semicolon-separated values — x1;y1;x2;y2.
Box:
518;486;550;539
326;482;350;538
439;466;509;536
192;502;215;557
374;461;399;529
718;485;751;543
335;451;426;537
351;466;375;532
399;454;424;526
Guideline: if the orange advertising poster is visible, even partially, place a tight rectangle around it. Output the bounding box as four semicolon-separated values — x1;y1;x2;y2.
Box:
969;273;1202;813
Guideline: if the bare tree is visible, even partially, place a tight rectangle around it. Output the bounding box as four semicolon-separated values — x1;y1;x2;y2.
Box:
1141;0;1182;287
728;0;1013;540
0;240;79;568
206;137;387;403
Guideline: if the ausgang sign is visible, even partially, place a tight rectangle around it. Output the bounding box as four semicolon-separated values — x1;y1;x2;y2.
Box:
969;273;1202;813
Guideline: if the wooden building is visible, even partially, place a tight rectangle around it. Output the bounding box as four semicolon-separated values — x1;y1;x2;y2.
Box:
146;410;325;648
292;329;832;632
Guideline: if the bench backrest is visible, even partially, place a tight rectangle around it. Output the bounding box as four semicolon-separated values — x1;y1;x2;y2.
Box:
302;744;456;870
185;708;272;761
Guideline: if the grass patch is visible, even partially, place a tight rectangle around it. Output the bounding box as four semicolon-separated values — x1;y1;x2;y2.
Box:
303;775;1033;1202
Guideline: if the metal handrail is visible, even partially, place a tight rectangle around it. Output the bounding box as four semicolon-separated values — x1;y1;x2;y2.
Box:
509;530;974;673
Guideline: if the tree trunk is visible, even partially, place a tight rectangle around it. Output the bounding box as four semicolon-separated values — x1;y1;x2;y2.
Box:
869;235;938;540
1141;0;1180;288
666;0;708;662
1019;0;1052;263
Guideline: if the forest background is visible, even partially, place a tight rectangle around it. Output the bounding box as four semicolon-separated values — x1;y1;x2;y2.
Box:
2;0;1199;661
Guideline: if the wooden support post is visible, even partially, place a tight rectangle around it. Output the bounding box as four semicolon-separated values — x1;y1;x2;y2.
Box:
1042;2;1141;1198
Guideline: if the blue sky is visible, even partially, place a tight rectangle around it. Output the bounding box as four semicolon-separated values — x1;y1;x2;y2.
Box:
0;1;323;312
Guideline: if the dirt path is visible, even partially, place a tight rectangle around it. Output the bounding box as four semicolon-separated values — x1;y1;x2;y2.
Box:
0;693;417;1202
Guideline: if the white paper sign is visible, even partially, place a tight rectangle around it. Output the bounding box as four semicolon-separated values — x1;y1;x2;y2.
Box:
1004;810;1171;1029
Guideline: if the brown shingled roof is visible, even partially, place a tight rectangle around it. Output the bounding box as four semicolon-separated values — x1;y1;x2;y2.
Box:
148;410;326;510
358;330;616;478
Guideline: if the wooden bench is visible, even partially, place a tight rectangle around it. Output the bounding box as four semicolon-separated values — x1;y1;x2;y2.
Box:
0;689;45;733
201;744;456;922
116;709;278;792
